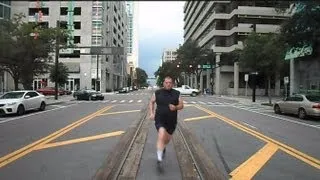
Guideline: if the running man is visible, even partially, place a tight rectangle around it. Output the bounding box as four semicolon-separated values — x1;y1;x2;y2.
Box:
149;76;184;165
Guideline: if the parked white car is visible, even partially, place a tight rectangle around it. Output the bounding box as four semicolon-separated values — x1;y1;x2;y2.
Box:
174;85;200;97
0;91;46;116
274;94;320;119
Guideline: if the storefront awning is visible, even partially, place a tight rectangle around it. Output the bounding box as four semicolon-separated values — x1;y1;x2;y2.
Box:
64;62;80;73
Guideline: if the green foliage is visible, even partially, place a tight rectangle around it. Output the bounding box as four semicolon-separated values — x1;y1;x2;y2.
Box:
0;13;70;90
238;33;286;74
135;67;148;87
154;61;182;86
280;1;320;49
49;62;69;86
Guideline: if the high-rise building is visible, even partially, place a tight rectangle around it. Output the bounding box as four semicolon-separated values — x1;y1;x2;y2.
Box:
10;1;129;92
161;48;177;65
0;1;12;93
126;1;139;87
184;1;290;95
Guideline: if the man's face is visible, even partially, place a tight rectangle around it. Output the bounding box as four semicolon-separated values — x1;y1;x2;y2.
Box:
163;78;173;90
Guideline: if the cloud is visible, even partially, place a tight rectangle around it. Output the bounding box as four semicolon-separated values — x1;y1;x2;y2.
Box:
137;1;184;77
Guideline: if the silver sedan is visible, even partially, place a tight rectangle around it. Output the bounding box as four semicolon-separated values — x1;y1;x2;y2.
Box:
274;94;320;119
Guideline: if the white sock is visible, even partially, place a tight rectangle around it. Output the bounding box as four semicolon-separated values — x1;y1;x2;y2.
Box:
157;150;163;161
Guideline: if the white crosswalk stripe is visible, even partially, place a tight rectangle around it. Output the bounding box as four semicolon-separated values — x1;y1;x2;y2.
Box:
111;100;117;103
137;100;142;103
129;100;133;103
120;100;125;103
198;101;206;104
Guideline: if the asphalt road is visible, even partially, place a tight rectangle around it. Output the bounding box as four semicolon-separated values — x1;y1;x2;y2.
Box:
0;90;151;180
178;95;320;180
0;91;319;179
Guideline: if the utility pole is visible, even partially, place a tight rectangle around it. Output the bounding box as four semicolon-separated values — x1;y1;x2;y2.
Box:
55;20;60;100
96;54;99;91
251;22;257;102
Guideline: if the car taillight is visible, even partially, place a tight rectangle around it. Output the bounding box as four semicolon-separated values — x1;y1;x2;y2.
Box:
312;104;320;109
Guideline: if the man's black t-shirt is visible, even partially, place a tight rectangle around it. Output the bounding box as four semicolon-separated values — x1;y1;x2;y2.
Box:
155;88;180;122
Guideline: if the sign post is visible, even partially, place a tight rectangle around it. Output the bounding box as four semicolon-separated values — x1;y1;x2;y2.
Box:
284;76;289;99
245;74;249;96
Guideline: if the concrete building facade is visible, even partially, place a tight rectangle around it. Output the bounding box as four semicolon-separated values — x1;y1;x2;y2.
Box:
126;1;139;87
0;1;14;93
183;1;291;95
10;0;128;92
161;48;177;64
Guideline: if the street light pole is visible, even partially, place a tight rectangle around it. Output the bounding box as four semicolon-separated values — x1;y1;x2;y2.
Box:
96;54;99;91
251;22;257;102
55;20;60;100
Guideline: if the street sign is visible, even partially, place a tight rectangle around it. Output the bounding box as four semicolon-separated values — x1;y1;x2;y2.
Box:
197;64;214;69
245;74;249;82
284;76;289;84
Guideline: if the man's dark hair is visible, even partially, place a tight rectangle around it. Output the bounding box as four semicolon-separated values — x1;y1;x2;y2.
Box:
164;75;174;82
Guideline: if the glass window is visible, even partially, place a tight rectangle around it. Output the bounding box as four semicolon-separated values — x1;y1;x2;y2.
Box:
30;92;39;97
0;5;3;19
60;7;68;15
306;95;320;102
74;7;81;15
3;6;9;19
74;36;80;44
1;92;25;99
74;22;81;29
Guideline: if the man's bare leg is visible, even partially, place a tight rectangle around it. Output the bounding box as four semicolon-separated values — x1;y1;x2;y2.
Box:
157;127;171;161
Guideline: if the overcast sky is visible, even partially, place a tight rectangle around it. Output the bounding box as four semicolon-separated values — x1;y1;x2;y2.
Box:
138;1;184;77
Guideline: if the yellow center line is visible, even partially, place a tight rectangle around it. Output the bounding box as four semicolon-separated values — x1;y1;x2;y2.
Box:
35;131;125;150
0;105;113;168
98;109;141;116
230;143;279;180
193;104;320;170
184;115;215;122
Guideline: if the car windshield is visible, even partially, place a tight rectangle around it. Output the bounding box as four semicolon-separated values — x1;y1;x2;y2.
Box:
0;92;25;99
306;95;320;102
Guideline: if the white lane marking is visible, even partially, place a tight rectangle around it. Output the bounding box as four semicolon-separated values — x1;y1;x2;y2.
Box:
198;101;206;105
315;125;320;127
129;100;133;103
191;101;197;104
0;104;77;124
183;101;188;104
111;100;117;103
137;100;142;103
208;102;215;105
235;107;320;130
120;100;125;103
50;105;66;108
104;100;110;103
242;122;257;129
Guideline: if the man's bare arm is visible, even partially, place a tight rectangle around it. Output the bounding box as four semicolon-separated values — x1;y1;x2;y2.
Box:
149;94;156;116
175;96;184;110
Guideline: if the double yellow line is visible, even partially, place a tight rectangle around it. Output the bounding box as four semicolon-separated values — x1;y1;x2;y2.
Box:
193;105;320;170
0;106;112;168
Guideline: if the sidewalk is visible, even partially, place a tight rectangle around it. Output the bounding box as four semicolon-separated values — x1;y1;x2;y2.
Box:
210;94;283;106
45;95;75;105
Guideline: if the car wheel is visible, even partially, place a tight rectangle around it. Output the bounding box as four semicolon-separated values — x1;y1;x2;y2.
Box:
100;97;104;100
298;108;307;119
76;96;80;100
274;105;281;114
17;105;25;116
39;102;46;111
191;92;197;97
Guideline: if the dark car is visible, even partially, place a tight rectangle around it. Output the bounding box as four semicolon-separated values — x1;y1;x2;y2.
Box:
75;90;104;101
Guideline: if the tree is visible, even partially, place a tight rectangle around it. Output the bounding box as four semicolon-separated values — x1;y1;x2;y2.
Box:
279;1;320;50
135;67;148;88
0;13;69;90
154;61;182;87
237;33;286;104
176;39;207;88
49;62;69;87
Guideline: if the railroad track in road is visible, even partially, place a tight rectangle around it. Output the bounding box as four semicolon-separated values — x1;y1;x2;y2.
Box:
173;120;227;180
93;95;151;180
93;93;227;180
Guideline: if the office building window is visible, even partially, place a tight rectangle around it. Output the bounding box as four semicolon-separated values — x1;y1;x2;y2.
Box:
60;7;68;15
0;5;3;19
74;22;81;29
74;36;80;44
59;21;68;29
29;8;49;16
74;7;81;15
